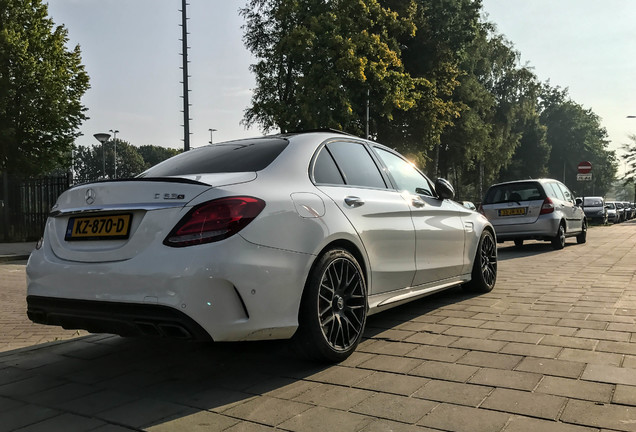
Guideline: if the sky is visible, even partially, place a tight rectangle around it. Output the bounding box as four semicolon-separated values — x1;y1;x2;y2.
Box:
46;0;636;170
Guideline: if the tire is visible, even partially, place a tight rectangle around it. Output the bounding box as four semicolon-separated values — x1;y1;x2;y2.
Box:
464;230;497;293
551;223;566;250
576;219;587;244
514;239;524;248
293;249;367;363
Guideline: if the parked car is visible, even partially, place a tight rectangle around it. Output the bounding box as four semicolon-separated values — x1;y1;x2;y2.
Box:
624;202;635;220
615;201;626;222
605;201;619;223
581;196;607;225
480;178;586;250
26;131;497;362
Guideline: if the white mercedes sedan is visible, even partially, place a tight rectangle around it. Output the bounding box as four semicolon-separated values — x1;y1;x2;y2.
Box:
27;130;497;362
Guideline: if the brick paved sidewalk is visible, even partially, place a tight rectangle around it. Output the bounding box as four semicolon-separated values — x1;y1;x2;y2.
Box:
2;222;636;431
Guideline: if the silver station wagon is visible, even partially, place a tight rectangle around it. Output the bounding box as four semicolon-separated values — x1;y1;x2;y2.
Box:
480;178;587;249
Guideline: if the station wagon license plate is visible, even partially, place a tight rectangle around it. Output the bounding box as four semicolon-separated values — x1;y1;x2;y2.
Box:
499;207;527;217
65;214;132;241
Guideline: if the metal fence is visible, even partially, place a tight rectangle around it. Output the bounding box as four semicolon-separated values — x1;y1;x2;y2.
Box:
0;173;72;241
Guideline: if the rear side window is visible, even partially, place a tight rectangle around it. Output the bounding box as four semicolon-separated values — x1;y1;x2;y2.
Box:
545;182;565;200
483;182;544;204
320;141;386;189
313;148;345;185
140;138;288;177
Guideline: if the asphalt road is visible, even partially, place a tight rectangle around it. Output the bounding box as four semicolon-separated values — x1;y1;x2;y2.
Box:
2;221;636;431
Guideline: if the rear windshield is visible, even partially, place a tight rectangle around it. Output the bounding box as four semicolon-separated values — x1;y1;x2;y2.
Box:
139;138;289;177
583;197;603;206
483;182;545;204
607;203;615;209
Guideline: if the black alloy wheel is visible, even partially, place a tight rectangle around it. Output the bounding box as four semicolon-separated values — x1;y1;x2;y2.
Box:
294;249;367;362
464;230;497;293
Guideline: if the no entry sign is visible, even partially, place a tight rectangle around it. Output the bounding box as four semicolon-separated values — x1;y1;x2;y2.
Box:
578;161;592;174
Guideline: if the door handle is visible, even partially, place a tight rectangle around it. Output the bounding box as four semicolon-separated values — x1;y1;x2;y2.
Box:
412;197;426;208
344;196;365;207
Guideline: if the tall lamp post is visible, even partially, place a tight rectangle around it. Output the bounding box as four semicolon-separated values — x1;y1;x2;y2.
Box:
208;128;217;144
109;129;119;178
93;133;111;179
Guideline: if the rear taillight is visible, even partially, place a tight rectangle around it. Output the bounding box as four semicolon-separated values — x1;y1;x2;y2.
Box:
164;196;266;247
540;197;555;215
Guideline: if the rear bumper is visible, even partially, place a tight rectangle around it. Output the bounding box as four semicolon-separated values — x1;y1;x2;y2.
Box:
493;216;560;241
26;234;314;342
27;295;212;340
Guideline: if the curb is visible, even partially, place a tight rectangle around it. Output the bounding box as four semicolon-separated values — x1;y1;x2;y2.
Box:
0;254;30;263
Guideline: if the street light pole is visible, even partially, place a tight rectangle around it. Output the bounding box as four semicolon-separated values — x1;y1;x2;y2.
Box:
109;129;119;178
208;128;217;144
93;133;111;179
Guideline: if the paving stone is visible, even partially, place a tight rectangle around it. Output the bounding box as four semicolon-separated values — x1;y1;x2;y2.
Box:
515;357;586;379
449;337;508;353
536;376;614;403
481;388;567;420
96;398;190;429
442;326;496;339
280;406;373;432
224;421;277;432
409;360;479;383
468;368;542;391
575;329;631;342
596;341;636;356
308;365;374;386
361;419;439;432
413;379;492;407
523;325;577;337
581;364;636;386
613;385;636;405
418;403;510;432
558;348;623;366
561;399;636;431
357;354;423;374
406;345;468;363
457;351;523;370
293;383;374;410
354;371;429;396
503;415;600;432
558;319;608;330
0;404;60;431
223;396;312;427
489;330;544;344
403;333;459;347
351;393;437;424
437;317;487;328
145;411;239;432
540;335;599;350
480;321;530;332
359;340;418;357
500;342;562;359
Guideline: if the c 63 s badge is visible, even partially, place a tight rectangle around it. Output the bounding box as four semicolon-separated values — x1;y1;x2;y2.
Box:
155;193;186;200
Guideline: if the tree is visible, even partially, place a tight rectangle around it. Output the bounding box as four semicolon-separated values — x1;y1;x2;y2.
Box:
137;145;180;169
73;139;146;183
0;0;89;176
620;134;636;202
240;0;420;136
540;85;616;196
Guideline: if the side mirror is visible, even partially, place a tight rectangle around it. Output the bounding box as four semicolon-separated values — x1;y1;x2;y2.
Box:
435;178;455;200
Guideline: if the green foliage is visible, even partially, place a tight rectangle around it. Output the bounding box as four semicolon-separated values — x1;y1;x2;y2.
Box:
0;0;89;176
240;0;617;200
72;141;175;183
540;86;616;197
137;145;181;169
241;0;420;135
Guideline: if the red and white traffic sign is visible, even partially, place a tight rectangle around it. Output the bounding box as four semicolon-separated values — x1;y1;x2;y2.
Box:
578;161;592;174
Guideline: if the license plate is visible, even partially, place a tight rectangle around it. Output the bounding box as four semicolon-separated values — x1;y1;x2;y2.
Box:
65;214;132;241
499;207;527;216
